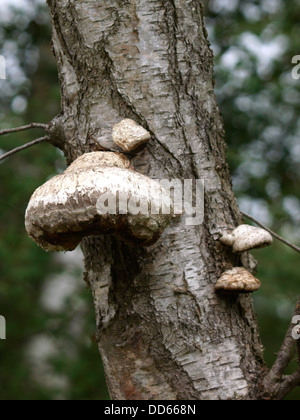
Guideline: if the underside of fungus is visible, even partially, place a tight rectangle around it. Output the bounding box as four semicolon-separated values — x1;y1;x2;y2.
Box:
112;119;151;152
220;224;273;253
215;267;261;294
25;152;173;252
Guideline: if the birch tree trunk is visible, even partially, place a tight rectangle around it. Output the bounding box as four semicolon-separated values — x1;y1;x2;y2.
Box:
47;0;266;400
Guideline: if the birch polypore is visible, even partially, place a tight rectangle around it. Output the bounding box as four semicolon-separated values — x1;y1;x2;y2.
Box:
112;119;151;152
25;152;173;252
215;267;261;294
220;224;273;253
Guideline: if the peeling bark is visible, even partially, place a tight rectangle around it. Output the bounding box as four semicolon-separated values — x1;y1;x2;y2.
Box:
47;0;266;400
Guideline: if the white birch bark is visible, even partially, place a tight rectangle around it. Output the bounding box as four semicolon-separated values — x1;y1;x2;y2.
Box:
47;0;265;400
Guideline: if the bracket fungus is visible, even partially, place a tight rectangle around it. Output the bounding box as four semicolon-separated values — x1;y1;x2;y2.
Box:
220;224;273;253
25;152;173;252
215;267;261;294
112;119;151;152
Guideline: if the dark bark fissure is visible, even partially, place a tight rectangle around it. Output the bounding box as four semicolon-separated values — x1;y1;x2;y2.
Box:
47;0;271;400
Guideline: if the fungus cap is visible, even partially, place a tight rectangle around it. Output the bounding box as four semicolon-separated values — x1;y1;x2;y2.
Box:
220;224;273;253
215;267;261;294
112;119;151;152
25;152;173;252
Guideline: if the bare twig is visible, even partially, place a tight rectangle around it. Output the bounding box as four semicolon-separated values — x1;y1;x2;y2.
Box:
296;330;300;371
266;309;298;380
275;371;300;400
263;300;300;399
0;136;50;163
0;123;48;137
242;212;300;254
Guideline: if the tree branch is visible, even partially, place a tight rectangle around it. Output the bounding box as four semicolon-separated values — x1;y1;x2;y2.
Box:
244;212;300;398
263;300;300;399
0;136;50;163
273;371;300;401
0;123;48;137
242;212;300;254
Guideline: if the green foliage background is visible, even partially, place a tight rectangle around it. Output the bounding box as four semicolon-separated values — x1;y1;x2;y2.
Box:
0;0;299;400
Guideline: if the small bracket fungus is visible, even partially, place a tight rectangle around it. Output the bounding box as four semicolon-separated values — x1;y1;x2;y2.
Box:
112;119;151;152
215;267;261;294
25;152;173;252
220;224;273;253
